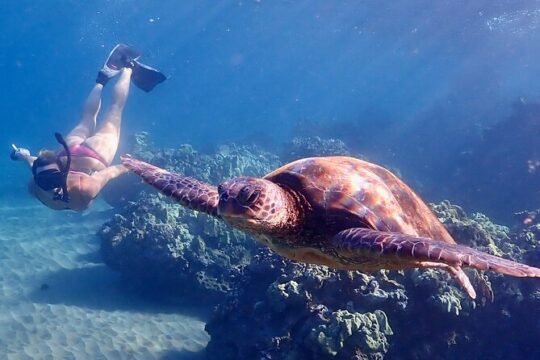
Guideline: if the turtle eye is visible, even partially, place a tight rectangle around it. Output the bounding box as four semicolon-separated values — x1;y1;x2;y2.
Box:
217;184;224;194
237;186;258;205
246;191;259;204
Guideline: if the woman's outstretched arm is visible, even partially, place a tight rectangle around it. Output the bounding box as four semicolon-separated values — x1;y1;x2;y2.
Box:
11;145;37;169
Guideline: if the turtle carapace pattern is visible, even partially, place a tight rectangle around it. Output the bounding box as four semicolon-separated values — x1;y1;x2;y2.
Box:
121;155;540;299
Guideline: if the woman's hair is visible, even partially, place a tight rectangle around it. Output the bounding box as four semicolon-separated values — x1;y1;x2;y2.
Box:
37;149;57;161
35;149;68;170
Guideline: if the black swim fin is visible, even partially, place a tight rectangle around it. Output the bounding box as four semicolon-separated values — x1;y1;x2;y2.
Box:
106;44;141;70
131;60;167;92
97;44;141;85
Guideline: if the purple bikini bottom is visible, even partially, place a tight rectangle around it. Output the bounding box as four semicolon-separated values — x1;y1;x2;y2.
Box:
58;143;108;166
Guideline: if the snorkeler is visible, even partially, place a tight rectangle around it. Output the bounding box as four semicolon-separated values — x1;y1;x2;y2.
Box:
10;44;166;211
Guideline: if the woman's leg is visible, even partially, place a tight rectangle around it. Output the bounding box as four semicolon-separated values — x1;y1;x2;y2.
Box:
65;83;103;146
84;67;132;165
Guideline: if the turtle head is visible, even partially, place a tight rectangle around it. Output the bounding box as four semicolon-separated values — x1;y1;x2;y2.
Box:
217;177;291;234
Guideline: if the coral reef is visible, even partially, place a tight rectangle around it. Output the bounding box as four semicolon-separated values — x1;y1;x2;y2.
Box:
430;201;540;295
284;136;351;160
306;309;392;358
99;135;281;303
205;201;540;359
205;249;400;360
386;201;540;359
99;194;250;303
99;135;540;359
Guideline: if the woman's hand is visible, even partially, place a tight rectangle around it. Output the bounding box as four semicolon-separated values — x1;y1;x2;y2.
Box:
10;144;30;161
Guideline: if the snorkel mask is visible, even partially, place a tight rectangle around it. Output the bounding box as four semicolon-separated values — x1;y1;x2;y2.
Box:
31;133;71;202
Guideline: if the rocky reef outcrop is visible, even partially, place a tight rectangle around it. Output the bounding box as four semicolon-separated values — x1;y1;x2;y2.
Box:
99;135;540;359
98;134;281;303
205;250;401;360
284;136;351;161
204;201;540;359
384;201;540;359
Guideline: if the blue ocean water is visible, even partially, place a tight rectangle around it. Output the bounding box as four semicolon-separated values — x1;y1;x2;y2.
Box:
1;1;540;359
2;1;540;204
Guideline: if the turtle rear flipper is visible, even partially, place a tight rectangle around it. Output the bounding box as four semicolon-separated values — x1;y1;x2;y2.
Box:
331;228;540;298
121;155;220;217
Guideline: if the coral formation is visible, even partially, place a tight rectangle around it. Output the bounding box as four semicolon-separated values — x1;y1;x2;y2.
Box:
99;135;280;303
205;249;400;360
203;202;540;359
99;135;540;359
306;309;392;357
99;194;250;302
284;136;351;160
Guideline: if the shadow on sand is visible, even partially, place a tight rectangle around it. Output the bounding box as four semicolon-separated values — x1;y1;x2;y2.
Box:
160;349;205;360
29;263;211;319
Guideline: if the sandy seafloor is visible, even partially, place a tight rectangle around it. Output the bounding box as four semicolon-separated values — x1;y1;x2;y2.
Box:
0;198;209;360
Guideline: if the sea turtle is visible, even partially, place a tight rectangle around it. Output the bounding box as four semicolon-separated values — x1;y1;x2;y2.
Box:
121;155;540;298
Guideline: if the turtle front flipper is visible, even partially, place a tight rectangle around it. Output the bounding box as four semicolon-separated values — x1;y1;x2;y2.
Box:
121;155;220;217
331;228;540;298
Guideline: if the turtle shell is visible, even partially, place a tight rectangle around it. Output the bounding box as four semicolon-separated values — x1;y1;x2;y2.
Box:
264;156;454;244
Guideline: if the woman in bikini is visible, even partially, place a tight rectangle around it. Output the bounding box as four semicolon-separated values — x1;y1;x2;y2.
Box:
11;44;166;211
